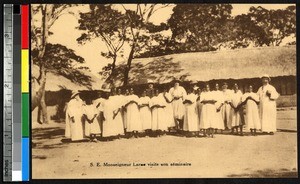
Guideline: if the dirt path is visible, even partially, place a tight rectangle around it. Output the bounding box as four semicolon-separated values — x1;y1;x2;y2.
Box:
32;109;297;178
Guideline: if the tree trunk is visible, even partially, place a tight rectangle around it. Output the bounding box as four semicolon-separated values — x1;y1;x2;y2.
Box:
35;4;50;124
38;79;48;124
31;64;46;110
123;43;135;87
108;54;117;86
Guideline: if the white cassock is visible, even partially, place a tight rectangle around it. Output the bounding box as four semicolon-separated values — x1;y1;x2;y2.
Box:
242;92;261;130
196;95;202;128
213;90;225;130
199;91;217;129
82;104;101;137
169;86;187;120
126;94;142;132
150;95;166;131
183;93;199;132
93;98;105;134
138;96;152;130
163;92;175;128
109;95;124;135
65;98;85;141
117;95;127;129
230;90;243;127
221;89;233;129
157;93;169;131
101;97;123;137
257;84;279;132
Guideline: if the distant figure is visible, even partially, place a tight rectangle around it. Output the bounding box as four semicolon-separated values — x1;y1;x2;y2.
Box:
101;89;123;141
157;91;169;134
169;79;187;131
199;84;218;138
108;88;125;138
257;74;279;135
221;82;233;130
65;91;85;141
183;87;199;137
229;83;244;136
116;88;126;134
122;89;130;131
213;83;225;133
138;90;152;135
195;87;203;133
146;80;156;98
125;88;142;138
163;88;175;130
242;85;260;136
82;101;101;142
149;89;166;136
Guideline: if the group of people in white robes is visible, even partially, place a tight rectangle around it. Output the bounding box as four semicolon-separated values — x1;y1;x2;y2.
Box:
64;74;279;141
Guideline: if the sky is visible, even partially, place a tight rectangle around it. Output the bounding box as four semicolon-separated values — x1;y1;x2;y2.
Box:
33;4;294;76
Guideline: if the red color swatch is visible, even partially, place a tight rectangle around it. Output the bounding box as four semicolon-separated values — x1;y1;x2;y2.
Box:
21;5;29;49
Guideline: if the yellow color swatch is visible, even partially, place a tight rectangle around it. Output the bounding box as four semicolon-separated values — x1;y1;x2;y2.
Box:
21;49;29;93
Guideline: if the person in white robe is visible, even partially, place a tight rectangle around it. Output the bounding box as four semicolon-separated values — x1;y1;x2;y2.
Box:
146;80;156;98
125;88;142;138
213;83;225;133
93;97;105;136
196;87;202;134
162;89;175;130
138;90;152;135
122;89;130;132
116;88;126;135
109;89;125;137
157;92;169;133
65;92;85;141
257;74;280;134
183;87;199;137
169;80;187;131
229;83;244;135
242;85;260;135
150;89;166;136
82;102;101;142
199;84;218;138
220;82;233;130
101;92;123;141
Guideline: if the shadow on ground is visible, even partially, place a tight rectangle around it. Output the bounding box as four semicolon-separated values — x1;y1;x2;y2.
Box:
32;127;66;150
227;168;298;178
32;127;65;140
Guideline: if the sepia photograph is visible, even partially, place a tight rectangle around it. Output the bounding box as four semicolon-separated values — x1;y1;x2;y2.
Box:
31;3;297;178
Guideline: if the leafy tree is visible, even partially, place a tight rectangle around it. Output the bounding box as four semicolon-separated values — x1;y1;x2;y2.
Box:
31;4;87;124
120;4;172;86
230;13;272;47
77;4;127;85
168;4;233;52
248;5;296;46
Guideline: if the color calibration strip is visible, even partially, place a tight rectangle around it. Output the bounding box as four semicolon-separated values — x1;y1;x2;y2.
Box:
3;4;29;182
3;4;14;182
21;4;30;181
12;4;22;181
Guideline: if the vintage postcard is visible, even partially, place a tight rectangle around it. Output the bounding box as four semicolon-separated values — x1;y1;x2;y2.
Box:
31;3;297;178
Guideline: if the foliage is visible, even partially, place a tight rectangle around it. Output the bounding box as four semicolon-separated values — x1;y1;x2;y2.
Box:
77;4;128;82
32;43;91;87
168;4;233;52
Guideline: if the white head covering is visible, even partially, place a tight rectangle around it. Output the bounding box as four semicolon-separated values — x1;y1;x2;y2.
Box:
102;88;111;93
193;85;199;91
70;90;80;99
147;79;154;84
261;74;271;81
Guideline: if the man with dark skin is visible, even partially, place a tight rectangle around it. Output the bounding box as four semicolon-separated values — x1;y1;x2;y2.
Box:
146;80;155;98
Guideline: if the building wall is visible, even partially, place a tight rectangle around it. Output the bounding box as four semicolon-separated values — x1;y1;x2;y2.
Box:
44;75;296;121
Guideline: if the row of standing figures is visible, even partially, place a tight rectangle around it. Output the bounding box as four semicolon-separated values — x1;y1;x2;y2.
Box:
64;75;279;142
